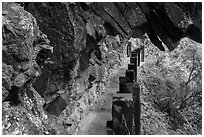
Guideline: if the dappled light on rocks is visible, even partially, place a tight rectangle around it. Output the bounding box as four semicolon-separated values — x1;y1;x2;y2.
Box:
2;2;202;135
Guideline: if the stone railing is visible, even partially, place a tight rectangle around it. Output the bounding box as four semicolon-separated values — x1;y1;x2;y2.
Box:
107;45;145;135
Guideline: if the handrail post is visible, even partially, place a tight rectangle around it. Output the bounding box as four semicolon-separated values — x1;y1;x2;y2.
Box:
141;46;145;62
133;83;141;135
112;93;133;135
126;70;135;83
130;56;137;82
137;49;140;67
125;83;141;135
119;77;128;93
131;51;137;57
128;63;135;71
127;42;131;57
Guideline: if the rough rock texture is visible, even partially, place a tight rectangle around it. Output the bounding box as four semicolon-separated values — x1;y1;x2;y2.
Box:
2;2;127;134
2;2;53;134
2;2;202;135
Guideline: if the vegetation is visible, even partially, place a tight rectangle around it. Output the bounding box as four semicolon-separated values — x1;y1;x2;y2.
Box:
138;38;202;135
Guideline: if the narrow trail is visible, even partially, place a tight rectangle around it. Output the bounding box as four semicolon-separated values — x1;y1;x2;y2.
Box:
77;63;128;135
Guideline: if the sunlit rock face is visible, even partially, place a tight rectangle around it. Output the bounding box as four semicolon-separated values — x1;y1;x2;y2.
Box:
2;2;53;134
2;2;127;134
2;2;202;135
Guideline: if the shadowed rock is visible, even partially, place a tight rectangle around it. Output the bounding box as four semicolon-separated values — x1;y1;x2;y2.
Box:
44;96;67;117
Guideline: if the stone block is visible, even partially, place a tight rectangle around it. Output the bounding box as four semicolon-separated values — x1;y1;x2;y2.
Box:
112;93;133;135
125;70;134;83
130;57;136;64
133;83;141;135
129;56;138;82
131;51;137;57
127;42;131;57
141;46;145;62
125;83;135;94
137;49;140;66
124;83;141;135
128;63;135;71
119;77;128;93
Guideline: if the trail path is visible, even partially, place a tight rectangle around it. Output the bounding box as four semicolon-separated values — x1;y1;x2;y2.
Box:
77;63;128;135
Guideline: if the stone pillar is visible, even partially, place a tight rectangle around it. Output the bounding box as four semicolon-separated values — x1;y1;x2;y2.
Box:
128;63;134;71
131;51;137;57
137;49;140;67
133;83;141;135
126;70;134;83
112;93;133;135
119;77;128;93
130;57;137;82
125;83;140;135
127;42;132;57
141;46;145;62
130;57;136;64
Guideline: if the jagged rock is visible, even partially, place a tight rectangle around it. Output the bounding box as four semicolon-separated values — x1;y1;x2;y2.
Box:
2;63;14;91
2;2;52;88
23;3;77;98
32;69;51;97
2;2;201;135
13;74;27;87
2;87;9;102
2;2;53;134
44;96;67;117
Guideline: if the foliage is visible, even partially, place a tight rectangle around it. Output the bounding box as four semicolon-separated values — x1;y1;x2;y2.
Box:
139;38;202;134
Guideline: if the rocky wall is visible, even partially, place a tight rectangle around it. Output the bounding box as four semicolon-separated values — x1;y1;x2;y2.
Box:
2;2;53;134
2;2;202;135
2;2;127;134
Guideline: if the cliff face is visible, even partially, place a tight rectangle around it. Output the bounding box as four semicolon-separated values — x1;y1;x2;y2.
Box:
2;2;53;134
2;2;202;135
2;2;127;134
